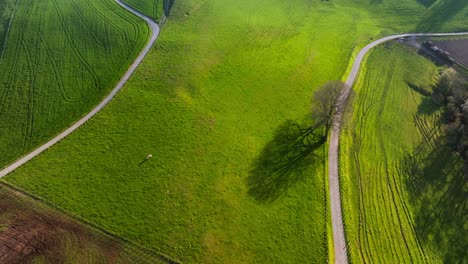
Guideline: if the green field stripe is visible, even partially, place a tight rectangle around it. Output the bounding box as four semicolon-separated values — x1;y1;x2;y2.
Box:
393;163;429;263
70;2;108;50
98;0;147;81
20;38;36;150
355;87;375;263
38;32;78;103
377;60;414;263
51;0;101;90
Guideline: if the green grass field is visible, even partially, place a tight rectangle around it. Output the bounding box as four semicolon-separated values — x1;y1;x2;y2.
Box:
0;184;169;264
0;0;148;168
0;0;16;58
123;0;165;22
339;44;466;263
4;0;468;263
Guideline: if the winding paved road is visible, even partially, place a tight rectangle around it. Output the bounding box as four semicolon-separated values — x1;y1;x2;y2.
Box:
0;0;160;178
0;4;467;262
329;31;468;264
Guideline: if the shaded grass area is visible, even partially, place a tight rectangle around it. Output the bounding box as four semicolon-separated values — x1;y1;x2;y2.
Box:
5;0;468;263
123;0;165;22
0;0;16;58
0;0;149;168
248;120;326;203
415;0;437;8
400;122;466;263
340;44;466;263
0;184;172;264
416;0;468;32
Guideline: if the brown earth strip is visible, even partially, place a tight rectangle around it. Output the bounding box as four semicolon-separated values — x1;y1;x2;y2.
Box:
0;183;175;264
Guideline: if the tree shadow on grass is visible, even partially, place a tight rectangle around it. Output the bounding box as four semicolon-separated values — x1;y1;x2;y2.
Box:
407;82;432;97
247;120;325;203
405;81;442;116
163;0;175;16
417;96;441;115
416;0;468;32
416;0;437;8
369;0;384;5
399;115;467;262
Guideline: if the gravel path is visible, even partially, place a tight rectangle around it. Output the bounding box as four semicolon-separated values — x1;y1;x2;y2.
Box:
329;31;468;264
0;0;160;178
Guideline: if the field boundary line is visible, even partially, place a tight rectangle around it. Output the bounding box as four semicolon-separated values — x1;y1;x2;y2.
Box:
0;181;180;263
0;0;160;177
329;31;468;264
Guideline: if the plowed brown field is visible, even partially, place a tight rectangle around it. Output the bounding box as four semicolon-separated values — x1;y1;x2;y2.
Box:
434;39;468;67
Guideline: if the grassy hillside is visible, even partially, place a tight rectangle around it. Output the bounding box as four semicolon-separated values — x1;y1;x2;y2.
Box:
5;0;468;263
0;0;148;168
340;44;466;263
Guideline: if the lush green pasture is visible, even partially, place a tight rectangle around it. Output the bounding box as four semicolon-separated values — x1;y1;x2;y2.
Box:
123;0;165;22
5;0;468;263
340;44;466;263
0;0;148;168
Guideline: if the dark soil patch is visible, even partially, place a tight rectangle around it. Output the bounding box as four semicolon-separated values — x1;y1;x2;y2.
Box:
0;184;173;264
433;39;468;67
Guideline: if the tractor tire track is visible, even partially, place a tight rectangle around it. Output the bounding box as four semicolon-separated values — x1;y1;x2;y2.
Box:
20;37;37;149
38;32;81;103
50;0;101;91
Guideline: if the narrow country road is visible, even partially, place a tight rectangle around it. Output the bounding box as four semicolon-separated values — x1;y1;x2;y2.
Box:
0;3;467;262
329;31;468;264
0;0;160;178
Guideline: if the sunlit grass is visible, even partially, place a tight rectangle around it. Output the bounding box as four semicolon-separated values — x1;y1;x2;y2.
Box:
340;44;466;263
5;0;468;262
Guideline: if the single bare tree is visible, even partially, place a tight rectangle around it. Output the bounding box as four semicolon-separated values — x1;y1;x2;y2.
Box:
311;81;345;136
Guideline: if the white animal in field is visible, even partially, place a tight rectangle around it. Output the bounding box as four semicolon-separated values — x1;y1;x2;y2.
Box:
146;154;153;160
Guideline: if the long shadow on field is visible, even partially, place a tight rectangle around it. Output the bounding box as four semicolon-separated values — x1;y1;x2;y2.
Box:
416;0;437;8
417;96;440;115
163;0;175;16
247;120;325;203
407;81;442;116
399;114;467;262
416;0;468;32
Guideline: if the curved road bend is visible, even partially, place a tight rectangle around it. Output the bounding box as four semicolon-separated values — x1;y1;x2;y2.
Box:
330;31;468;264
0;0;160;178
